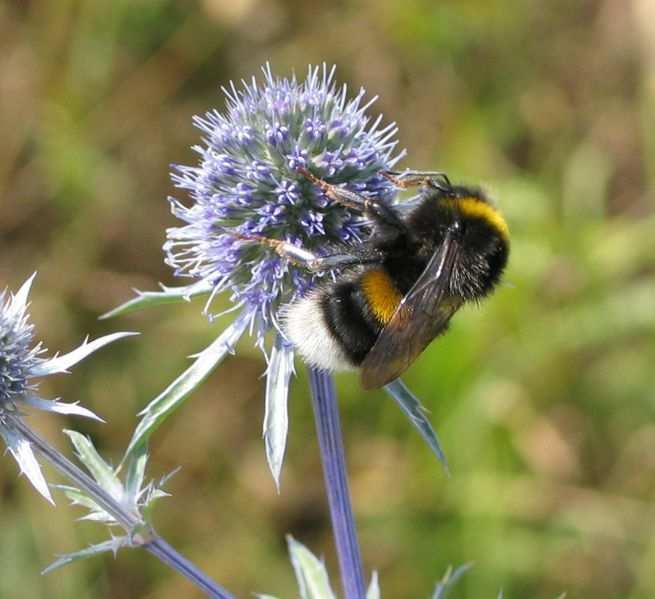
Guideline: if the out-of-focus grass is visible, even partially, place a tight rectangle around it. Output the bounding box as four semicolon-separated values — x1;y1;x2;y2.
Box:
1;1;653;597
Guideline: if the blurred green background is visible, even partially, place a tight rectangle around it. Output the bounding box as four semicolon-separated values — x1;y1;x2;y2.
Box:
1;1;654;597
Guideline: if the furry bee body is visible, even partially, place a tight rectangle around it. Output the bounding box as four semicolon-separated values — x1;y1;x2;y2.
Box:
283;183;510;389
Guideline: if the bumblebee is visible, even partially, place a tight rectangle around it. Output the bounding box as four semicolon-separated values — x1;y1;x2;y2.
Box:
246;168;509;389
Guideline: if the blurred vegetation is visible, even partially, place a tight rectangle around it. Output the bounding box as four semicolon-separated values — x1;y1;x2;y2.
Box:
1;0;654;597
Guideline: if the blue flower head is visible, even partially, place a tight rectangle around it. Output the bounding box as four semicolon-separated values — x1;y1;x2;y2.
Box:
165;64;403;344
0;277;43;407
0;275;134;502
115;65;444;489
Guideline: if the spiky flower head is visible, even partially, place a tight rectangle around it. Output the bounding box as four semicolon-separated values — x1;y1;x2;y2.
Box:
113;65;446;489
0;276;43;406
166;63;403;341
0;274;134;502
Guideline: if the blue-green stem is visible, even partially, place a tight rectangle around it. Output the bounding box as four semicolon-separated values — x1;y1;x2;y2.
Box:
308;368;365;599
10;416;234;599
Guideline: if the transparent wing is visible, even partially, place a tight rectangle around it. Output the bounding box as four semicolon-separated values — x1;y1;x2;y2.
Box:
360;231;463;389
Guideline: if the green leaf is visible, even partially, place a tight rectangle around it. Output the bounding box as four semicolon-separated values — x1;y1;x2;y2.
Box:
1;425;53;504
431;564;472;599
99;281;212;319
123;309;252;459
287;536;337;599
125;444;148;504
55;484;104;512
263;334;295;490
384;378;449;473
32;332;138;376
42;537;129;575
64;430;122;498
366;571;380;599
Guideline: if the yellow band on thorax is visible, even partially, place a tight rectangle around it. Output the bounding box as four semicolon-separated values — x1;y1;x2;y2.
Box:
446;197;509;241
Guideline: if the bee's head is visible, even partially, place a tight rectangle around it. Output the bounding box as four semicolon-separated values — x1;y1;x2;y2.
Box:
438;186;510;299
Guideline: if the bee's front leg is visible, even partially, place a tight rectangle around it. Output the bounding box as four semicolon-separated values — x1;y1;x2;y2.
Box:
297;167;407;234
227;232;369;273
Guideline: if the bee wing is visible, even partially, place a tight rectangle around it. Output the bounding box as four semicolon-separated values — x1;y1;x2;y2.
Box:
360;230;463;389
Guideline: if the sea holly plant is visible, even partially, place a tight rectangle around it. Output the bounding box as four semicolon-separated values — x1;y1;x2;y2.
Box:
0;274;233;598
0;273;134;502
259;536;469;599
262;545;561;599
105;64;450;599
105;63;447;479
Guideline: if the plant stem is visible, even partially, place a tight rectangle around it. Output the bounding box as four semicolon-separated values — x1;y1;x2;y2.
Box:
10;416;234;599
308;368;365;599
144;537;232;599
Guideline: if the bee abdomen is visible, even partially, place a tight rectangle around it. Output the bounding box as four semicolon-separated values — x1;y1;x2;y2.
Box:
283;278;384;371
360;268;403;325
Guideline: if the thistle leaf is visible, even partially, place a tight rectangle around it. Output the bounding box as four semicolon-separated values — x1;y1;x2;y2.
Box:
23;396;104;422
263;334;295;491
287;536;337;599
32;332;138;377
366;571;380;599
64;430;122;497
55;484;103;512
100;281;212;319
125;443;148;505
384;378;448;472
431;564;473;599
124;308;252;459
42;536;129;575
1;427;53;503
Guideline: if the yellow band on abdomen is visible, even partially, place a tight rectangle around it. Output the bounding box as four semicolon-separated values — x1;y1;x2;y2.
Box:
361;268;402;325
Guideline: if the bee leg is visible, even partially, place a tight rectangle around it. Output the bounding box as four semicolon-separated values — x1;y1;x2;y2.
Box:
304;252;375;272
229;231;367;272
297;167;406;233
382;170;452;193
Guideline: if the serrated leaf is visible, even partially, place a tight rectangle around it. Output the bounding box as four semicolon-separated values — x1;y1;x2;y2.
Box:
42;536;129;574
124;309;252;459
64;430;122;498
125;444;148;504
31;332;138;377
1;426;53;503
431;564;472;599
23;395;104;422
100;281;212;319
384;378;448;473
287;536;337;599
77;511;116;524
263;334;295;491
56;485;103;512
